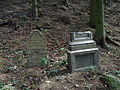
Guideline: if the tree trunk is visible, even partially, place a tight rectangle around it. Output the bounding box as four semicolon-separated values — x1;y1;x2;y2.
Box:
94;0;107;48
89;0;96;27
32;0;38;20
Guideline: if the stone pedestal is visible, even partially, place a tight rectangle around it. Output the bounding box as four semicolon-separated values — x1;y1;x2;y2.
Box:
67;31;99;73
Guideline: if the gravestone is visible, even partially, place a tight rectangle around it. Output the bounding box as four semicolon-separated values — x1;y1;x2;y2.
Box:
26;30;47;67
67;31;99;73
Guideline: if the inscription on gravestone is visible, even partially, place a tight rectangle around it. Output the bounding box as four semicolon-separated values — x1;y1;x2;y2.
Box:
26;30;47;67
71;31;92;41
67;31;99;73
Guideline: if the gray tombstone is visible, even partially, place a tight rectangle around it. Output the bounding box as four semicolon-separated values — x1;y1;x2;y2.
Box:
67;31;99;73
26;30;47;67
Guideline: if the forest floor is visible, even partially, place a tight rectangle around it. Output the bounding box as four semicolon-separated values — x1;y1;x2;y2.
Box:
0;0;120;90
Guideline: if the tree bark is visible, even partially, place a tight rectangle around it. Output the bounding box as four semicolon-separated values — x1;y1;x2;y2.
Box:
94;0;108;48
89;0;96;27
32;0;38;20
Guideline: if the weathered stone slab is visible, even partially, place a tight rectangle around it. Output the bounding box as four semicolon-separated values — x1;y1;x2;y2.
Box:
26;30;47;67
67;31;99;73
70;31;93;42
69;40;96;51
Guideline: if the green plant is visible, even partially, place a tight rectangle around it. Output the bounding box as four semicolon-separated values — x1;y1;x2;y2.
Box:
62;59;68;65
87;66;95;71
39;58;48;66
87;66;100;73
113;70;120;74
85;84;93;90
11;57;21;64
10;80;17;85
60;48;65;56
2;85;15;90
0;82;5;89
101;74;120;90
15;50;24;55
60;48;64;51
106;29;113;33
104;22;109;27
112;70;120;77
47;68;60;77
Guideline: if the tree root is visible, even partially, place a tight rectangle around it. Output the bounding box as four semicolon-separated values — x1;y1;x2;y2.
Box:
99;35;120;51
109;37;120;42
106;35;120;46
102;41;112;51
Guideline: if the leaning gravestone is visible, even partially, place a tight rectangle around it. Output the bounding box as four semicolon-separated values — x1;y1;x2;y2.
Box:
67;31;99;73
26;30;47;67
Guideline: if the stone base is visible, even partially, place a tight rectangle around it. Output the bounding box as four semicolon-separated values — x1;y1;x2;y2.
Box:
72;66;99;72
67;48;99;73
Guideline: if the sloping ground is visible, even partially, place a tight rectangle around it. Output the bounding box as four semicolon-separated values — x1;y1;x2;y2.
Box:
0;0;120;90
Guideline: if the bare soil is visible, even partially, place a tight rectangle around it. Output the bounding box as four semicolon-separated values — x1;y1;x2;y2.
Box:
0;0;120;90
